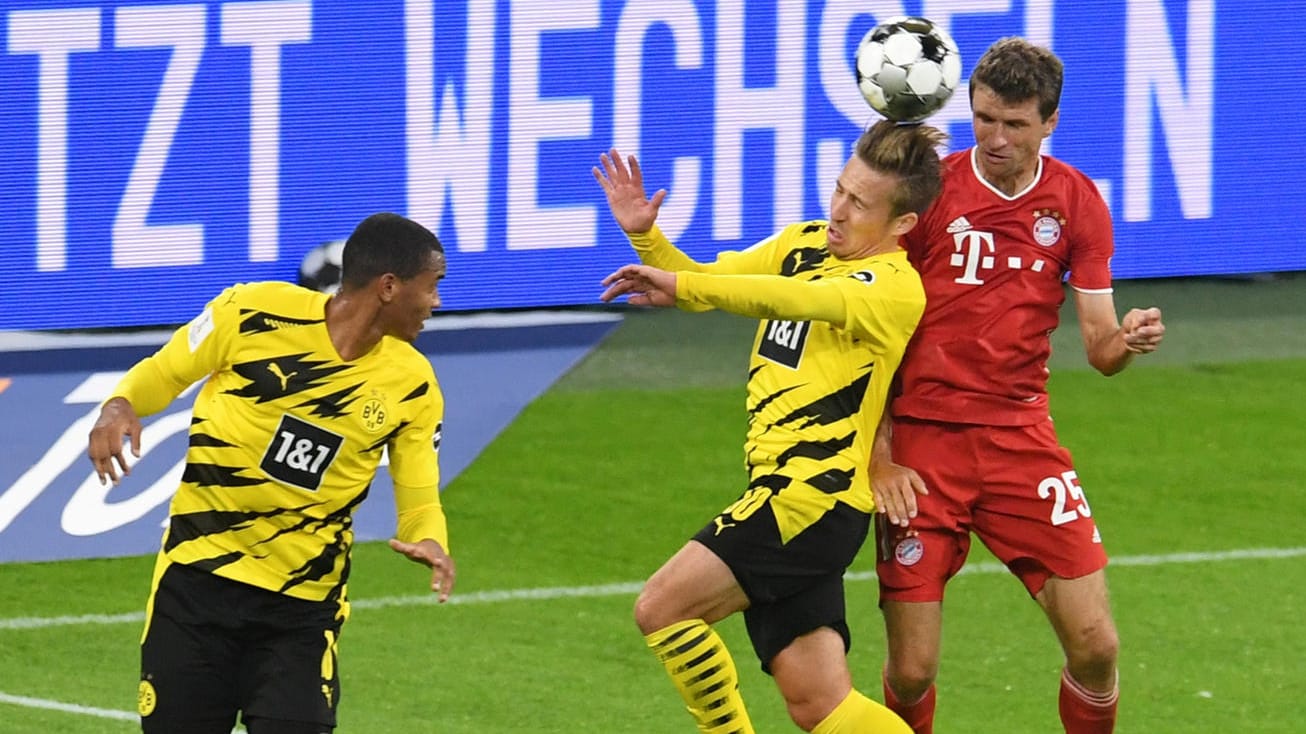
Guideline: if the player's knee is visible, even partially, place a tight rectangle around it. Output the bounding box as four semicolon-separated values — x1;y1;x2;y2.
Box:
632;588;667;635
1066;623;1120;676
885;660;938;703
781;690;843;732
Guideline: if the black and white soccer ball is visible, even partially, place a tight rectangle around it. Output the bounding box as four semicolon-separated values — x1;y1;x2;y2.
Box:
855;16;962;123
298;239;345;294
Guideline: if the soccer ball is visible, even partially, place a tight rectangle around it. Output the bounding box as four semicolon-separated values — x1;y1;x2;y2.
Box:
298;239;345;293
855;16;962;123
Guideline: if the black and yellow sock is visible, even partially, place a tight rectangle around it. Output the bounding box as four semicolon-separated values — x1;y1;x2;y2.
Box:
812;689;913;734
645;619;755;734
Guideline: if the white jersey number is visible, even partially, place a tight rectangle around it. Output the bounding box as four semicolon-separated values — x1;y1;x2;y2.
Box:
1037;470;1093;526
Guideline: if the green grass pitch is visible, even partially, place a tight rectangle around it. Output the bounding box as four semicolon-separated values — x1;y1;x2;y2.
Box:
1;274;1304;732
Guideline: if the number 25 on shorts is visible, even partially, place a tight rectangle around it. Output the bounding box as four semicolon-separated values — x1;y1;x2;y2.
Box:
1037;470;1092;526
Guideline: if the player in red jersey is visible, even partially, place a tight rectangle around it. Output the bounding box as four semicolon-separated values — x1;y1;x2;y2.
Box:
868;38;1165;734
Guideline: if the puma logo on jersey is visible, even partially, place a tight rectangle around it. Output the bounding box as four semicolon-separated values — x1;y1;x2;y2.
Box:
780;246;828;276
712;516;738;535
268;363;297;391
946;216;972;233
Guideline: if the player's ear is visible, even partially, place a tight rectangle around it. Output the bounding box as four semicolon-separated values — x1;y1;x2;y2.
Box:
1043;108;1060;137
376;273;400;303
891;211;919;238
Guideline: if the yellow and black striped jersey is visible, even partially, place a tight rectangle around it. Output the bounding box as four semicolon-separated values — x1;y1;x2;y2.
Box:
629;223;925;543
111;281;446;602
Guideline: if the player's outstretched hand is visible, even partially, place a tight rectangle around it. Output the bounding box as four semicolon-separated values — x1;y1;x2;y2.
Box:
87;396;143;486
389;538;456;603
871;460;928;528
600;264;677;307
1121;307;1164;354
592;148;666;235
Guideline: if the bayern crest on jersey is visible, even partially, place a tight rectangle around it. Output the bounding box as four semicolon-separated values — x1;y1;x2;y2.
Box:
1032;209;1065;246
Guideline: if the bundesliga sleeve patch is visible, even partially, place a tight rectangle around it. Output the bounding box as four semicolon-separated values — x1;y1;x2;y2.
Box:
187;306;215;353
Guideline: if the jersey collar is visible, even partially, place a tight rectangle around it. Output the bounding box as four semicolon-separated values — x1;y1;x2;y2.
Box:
969;146;1044;201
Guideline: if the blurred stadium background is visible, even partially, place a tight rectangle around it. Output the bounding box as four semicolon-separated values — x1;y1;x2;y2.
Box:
2;2;1304;732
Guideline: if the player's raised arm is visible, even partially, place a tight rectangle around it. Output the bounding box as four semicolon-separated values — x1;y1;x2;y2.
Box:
85;295;233;485
592;148;665;235
599;264;678;308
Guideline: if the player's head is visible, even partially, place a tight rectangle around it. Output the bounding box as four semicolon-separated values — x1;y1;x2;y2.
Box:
855;120;948;218
828;119;946;260
340;212;446;342
967;38;1062;189
341;212;444;289
969;37;1063;122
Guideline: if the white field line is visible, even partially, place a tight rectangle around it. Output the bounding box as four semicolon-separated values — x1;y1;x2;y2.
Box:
1;545;1304;727
3;546;1305;633
0;690;249;733
0;690;136;721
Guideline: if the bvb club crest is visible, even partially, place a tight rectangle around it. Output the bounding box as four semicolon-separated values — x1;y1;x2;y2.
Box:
361;396;388;433
138;680;157;716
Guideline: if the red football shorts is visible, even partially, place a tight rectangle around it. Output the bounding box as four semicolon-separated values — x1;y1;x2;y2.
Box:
875;416;1108;601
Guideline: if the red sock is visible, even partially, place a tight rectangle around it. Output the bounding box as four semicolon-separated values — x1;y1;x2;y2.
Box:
1059;668;1118;734
882;669;936;734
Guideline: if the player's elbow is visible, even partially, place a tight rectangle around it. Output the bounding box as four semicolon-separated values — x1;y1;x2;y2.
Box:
1084;333;1133;377
1088;352;1130;377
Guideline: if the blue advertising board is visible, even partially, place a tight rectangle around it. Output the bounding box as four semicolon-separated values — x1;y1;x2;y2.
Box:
0;0;1301;332
0;314;620;562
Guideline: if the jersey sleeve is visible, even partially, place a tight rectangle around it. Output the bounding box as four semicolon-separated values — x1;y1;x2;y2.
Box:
839;265;927;351
677;261;924;349
109;285;240;416
388;375;449;552
1066;177;1115;292
626;224;787;275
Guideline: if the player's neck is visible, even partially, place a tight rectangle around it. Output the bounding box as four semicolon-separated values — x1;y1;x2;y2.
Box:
324;293;385;362
976;158;1040;197
844;241;903;260
984;171;1035;196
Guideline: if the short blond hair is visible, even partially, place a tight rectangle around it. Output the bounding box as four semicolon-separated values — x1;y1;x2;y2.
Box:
854;120;948;217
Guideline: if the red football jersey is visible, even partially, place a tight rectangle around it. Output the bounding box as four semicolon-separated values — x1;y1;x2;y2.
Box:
892;148;1114;426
